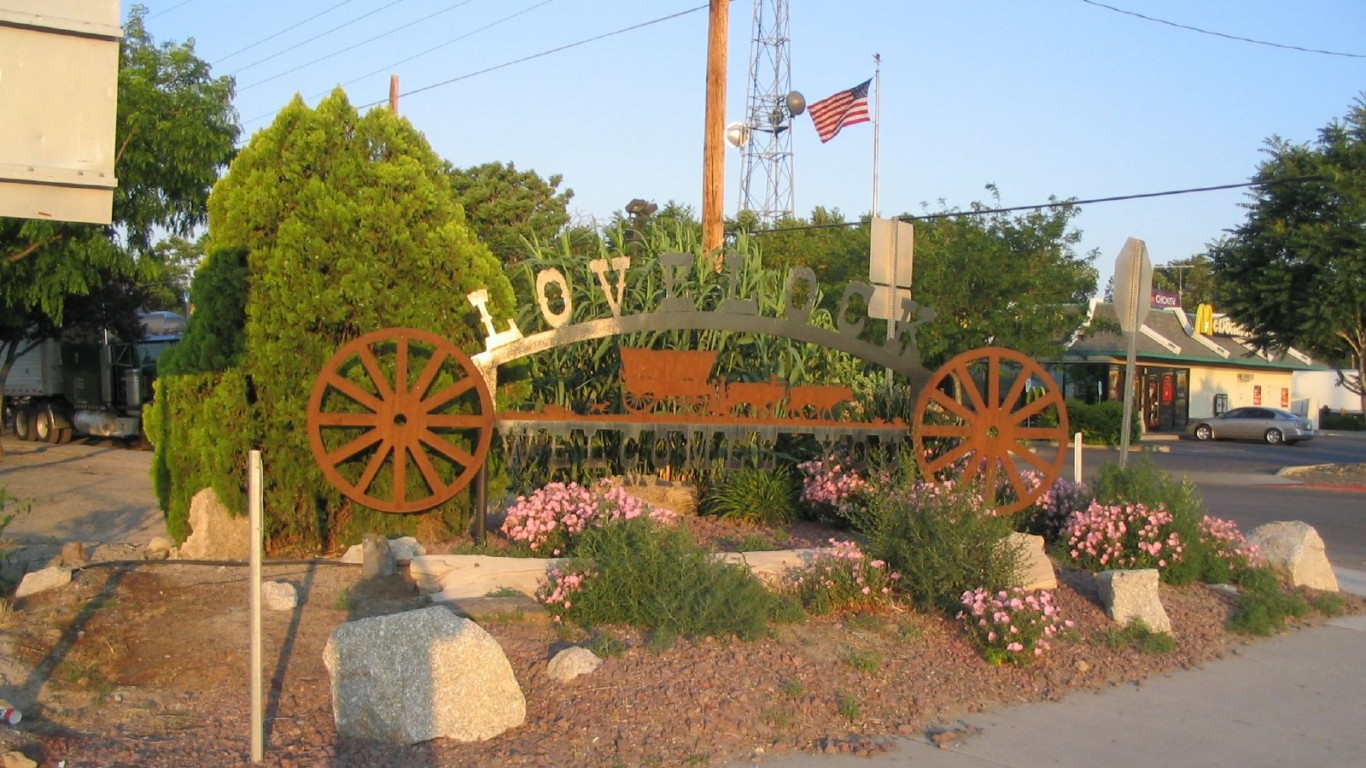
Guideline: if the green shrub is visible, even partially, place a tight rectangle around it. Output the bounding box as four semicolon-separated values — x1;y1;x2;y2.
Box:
145;371;252;542
0;485;28;584
158;248;249;377
1227;566;1310;636
1318;410;1364;431
538;518;787;643
1309;592;1348;617
1065;399;1141;446
1100;619;1177;654
699;466;799;525
865;479;1022;612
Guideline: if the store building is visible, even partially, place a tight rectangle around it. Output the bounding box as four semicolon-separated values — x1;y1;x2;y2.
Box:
1055;299;1326;435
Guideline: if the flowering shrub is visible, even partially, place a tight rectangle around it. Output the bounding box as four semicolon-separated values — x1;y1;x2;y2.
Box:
1198;515;1261;565
797;455;867;521
1064;501;1185;576
1022;477;1093;543
1194;515;1262;583
536;564;596;622
785;539;901;615
957;587;1074;665
500;481;676;555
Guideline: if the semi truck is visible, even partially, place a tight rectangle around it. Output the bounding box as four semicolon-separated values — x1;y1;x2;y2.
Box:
3;311;184;442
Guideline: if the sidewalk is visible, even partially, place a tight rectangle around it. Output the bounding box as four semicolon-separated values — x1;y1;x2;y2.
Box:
751;605;1366;768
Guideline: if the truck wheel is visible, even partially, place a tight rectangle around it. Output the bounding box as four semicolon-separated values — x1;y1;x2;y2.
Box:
13;407;35;441
55;428;73;445
35;409;57;443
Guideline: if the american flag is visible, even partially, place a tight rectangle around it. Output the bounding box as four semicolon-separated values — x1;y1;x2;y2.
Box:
807;79;871;143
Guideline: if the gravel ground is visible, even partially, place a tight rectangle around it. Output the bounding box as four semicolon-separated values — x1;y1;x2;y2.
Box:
3;519;1359;768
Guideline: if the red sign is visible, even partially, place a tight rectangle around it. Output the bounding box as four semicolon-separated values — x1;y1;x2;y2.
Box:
1160;375;1174;404
1253;385;1262;405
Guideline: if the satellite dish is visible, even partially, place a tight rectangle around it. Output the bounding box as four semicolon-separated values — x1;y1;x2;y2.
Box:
785;90;806;117
724;122;750;148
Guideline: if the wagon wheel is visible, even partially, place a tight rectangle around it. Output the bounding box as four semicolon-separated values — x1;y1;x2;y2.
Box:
623;390;657;413
912;346;1069;515
307;328;495;514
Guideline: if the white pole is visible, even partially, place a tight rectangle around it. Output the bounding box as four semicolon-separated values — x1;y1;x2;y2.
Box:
871;53;881;219
873;54;891;388
249;450;264;763
1073;431;1083;483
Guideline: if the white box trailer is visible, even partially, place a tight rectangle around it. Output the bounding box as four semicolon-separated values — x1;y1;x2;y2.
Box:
4;317;183;441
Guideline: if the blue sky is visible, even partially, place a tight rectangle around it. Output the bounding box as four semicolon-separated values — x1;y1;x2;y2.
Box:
136;0;1365;292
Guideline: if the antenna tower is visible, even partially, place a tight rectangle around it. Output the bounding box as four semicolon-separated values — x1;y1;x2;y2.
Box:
738;0;796;224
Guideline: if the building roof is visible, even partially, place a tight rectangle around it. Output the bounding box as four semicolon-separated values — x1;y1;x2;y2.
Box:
1065;302;1327;372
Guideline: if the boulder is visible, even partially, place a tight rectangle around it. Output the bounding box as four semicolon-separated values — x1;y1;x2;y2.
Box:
413;555;560;600
1248;521;1339;592
341;537;427;565
145;536;176;561
600;477;694;516
387;536;425;563
323;605;525;744
716;549;823;585
58;541;88;568
177;488;249;561
261;581;298;611
361;533;397;578
547;646;602;682
1097;569;1171;634
1006;532;1057;591
4;751;37;768
14;566;72;599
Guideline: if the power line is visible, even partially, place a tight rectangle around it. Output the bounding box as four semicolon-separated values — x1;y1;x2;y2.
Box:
148;0;201;20
242;2;698;127
228;0;412;76
240;0;485;91
752;177;1324;234
213;1;360;65
357;4;709;110
1080;0;1366;58
327;0;557;96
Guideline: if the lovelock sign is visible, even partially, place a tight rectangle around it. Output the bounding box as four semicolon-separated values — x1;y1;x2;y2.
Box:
306;250;1069;517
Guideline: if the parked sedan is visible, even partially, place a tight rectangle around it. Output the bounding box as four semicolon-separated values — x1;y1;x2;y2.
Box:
1186;407;1316;445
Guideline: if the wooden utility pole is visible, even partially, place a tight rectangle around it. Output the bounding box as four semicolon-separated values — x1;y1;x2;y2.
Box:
389;74;400;114
701;0;728;262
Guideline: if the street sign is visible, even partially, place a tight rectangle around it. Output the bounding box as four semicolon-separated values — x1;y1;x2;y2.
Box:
1112;237;1152;465
868;217;914;321
1112;237;1153;335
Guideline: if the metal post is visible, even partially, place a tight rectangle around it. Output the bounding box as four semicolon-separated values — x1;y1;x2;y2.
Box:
871;53;881;219
249;450;264;763
1073;431;1083;483
1119;335;1138;466
475;465;488;545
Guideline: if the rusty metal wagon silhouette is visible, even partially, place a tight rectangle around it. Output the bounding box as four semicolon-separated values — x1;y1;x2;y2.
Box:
618;347;719;414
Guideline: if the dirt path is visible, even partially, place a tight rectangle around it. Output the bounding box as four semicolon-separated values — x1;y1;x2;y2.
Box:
0;437;167;548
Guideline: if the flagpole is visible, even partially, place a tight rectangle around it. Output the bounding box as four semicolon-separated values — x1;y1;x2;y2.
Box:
871;53;881;218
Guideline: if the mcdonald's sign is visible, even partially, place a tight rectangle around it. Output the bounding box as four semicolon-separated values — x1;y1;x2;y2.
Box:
1194;304;1215;335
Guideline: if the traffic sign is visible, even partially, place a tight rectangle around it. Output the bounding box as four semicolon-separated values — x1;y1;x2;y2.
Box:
1113;237;1153;335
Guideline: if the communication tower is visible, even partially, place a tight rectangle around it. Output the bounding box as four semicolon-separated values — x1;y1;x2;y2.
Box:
735;0;802;224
